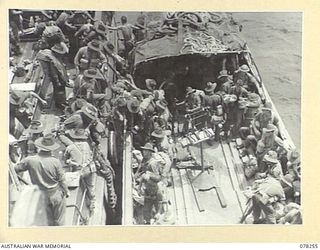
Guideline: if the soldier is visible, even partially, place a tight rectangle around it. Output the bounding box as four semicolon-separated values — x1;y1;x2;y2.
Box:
145;78;157;92
233;64;258;93
84;21;126;68
252;104;280;140
108;16;140;59
258;150;284;180
133;13;147;42
63;104;106;145
37;42;69;110
242;92;262;127
139;143;171;224
73;68;110;111
103;11;115;26
154;99;172;129
286;149;300;178
233;64;265;101
9;26;21;56
36;20;67;52
64;128;96;215
14;133;69;226
74;18;94;47
179;86;203;134
185;86;202;113
9;9;23;46
150;127;175;160
216;70;233;94
256;124;284;166
250;176;285;224
33;12;54;38
55;10;77;35
9;90;47;135
203;82;220;109
23;120;45;156
229;78;249;137
139;143;159;224
74;40;108;75
126;97;143;129
203;82;225;141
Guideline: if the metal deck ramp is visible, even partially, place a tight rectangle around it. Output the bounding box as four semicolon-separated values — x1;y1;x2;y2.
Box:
170;140;248;225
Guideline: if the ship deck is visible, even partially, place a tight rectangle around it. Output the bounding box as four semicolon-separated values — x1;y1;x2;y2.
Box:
169;140;248;225
123;131;253;225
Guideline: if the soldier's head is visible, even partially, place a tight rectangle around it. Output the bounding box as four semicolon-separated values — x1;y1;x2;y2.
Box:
87;40;101;55
140;143;155;159
51;42;69;57
151;127;166;144
121;16;127;24
235;78;243;86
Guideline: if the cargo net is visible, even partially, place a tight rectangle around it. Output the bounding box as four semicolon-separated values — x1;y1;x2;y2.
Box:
159;12;246;51
180;31;228;54
164;12;223;27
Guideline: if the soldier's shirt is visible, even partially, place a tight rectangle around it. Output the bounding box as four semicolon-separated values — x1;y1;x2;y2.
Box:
203;94;222;109
186;94;201;110
64;141;93;170
15;153;68;193
74;46;107;70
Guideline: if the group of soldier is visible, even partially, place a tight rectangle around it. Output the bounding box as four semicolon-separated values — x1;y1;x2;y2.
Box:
9;10;143;226
129;62;301;224
9;10;301;226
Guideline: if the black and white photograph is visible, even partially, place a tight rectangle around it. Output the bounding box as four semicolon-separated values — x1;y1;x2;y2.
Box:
8;10;302;226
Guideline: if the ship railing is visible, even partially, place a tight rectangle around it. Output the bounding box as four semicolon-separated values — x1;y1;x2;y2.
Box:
122;128;134;225
244;51;296;151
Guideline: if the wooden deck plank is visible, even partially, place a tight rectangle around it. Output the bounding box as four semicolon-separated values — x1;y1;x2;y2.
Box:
219;141;247;214
220;141;243;192
178;169;196;224
171;168;187;225
166;182;177;224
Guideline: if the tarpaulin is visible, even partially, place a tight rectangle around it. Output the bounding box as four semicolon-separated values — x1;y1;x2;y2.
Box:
133;12;247;67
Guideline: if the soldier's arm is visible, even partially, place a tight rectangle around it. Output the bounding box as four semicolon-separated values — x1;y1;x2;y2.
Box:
129;23;142;30
107;25;121;30
74;25;86;37
64;18;77;31
74;47;85;69
83;11;95;21
55;160;70;197
14;158;29;173
251;120;261;138
30;91;47;105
